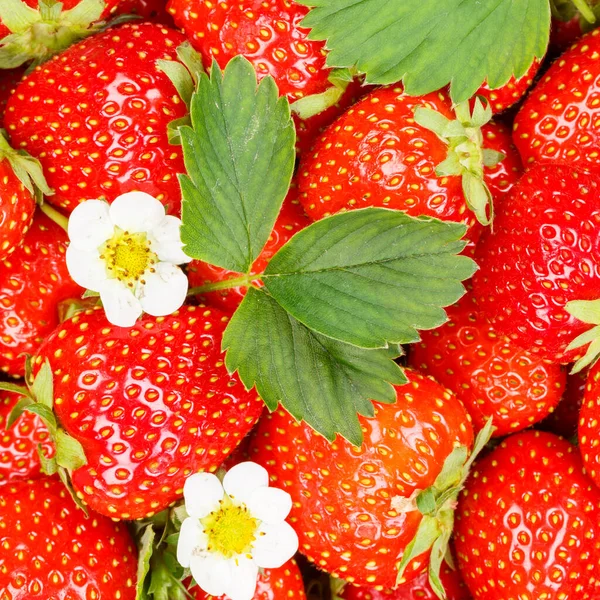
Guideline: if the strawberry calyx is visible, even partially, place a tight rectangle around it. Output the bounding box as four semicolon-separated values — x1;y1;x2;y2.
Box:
0;128;53;202
394;419;494;599
329;577;347;600
0;0;112;70
290;67;355;120
565;299;600;372
0;358;88;512
550;0;599;25
414;98;504;227
156;42;206;144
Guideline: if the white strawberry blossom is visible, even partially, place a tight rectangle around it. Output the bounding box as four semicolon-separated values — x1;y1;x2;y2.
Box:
65;192;191;327
177;462;299;600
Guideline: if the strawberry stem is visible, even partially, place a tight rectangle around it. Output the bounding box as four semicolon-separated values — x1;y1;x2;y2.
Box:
39;201;68;232
187;274;257;296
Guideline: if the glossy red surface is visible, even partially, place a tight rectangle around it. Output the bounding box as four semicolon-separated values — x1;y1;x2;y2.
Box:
339;561;469;600
0;211;83;378
0;389;52;482
190;559;306;599
514;29;600;169
578;362;600;487
167;0;331;102
248;369;473;589
187;188;311;312
33;305;265;520
4;22;187;215
472;163;600;363
0;477;137;600
409;292;566;437
0;156;36;260
297;86;521;244
474;60;540;114
455;430;600;598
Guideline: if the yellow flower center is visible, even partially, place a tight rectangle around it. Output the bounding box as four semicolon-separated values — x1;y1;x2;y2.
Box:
201;497;259;559
100;228;158;287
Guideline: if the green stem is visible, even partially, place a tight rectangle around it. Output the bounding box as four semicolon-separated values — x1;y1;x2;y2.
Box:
39;202;68;232
573;0;597;22
187;274;257;296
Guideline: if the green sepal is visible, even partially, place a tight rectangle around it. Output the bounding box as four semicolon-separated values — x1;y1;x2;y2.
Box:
550;0;597;23
330;578;347;600
55;428;87;471
5;396;34;428
394;419;495;594
136;525;156;600
24;402;57;431
58;467;89;515
0;381;32;399
0;130;53;200
30;359;54;408
414;99;498;227
37;443;57;475
0;0;107;70
565;299;600;373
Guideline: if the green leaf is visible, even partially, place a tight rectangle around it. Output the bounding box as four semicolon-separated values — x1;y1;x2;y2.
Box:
55;429;87;471
297;0;550;103
136;525;155;600
180;56;296;273
223;287;406;444
263;208;475;349
31;359;54;408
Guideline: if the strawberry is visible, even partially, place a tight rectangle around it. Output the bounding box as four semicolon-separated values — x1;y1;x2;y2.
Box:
513;29;600;169
31;304;265;520
187;187;311;312
541;369;586;439
248;369;474;590
409;291;566;437
577;361;600;486
4;22;188;215
337;562;469;600
117;0;174;21
472;162;600;363
0;67;24;126
0;476;137;599
166;0;331;103
550;0;600;50
0;389;52;482
189;558;307;599
0;210;83;378
297;86;522;241
455;430;600;598
474;59;541;114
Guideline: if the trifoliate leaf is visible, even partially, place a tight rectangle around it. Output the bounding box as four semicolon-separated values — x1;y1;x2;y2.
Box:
297;0;550;103
180;56;296;273
223;287;406;445
263;208;475;349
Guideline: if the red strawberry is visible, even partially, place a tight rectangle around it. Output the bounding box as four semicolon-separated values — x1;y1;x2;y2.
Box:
514;29;600;169
541;368;586;438
409;292;566;437
116;0;174;21
4;22;188;215
0;67;24;126
474;59;541;114
0;389;52;482
297;86;521;242
550;0;600;50
576;361;600;486
0;210;83;378
248;369;473;590
187;187;311;312
337;562;469;600
167;0;331;103
472;162;600;363
455;430;600;598
0;477;137;599
190;559;307;599
32;304;265;520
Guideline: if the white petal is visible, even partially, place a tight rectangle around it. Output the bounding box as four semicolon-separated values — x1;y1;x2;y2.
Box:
67;200;114;250
66;245;108;290
176;518;207;568
138;263;188;317
226;556;259;600
190;552;232;597
223;462;269;505
109;191;165;233
252;522;298;569
246;486;292;525
98;279;143;327
184;472;224;519
148;215;192;264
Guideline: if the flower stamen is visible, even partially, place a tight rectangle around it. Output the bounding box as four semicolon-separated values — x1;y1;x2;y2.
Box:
100;228;158;285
